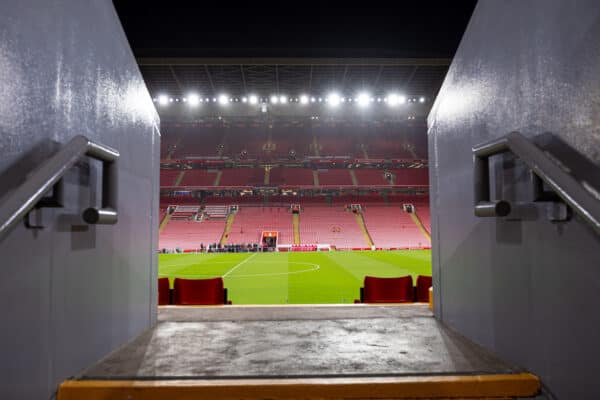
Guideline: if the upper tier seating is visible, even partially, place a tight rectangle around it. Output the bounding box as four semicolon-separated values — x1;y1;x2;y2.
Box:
219;168;265;186
299;206;366;248
171;128;224;158
269;167;315;186
173;277;230;305
161;121;428;160
354;169;388;186
317;169;353;186
227;207;294;244
179;169;218;187
390;168;429;186
358;276;414;303
160;169;181;187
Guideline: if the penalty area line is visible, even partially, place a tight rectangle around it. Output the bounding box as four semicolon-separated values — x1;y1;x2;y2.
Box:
222;253;258;277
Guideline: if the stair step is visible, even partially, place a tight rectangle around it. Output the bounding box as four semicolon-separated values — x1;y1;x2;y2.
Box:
59;373;540;400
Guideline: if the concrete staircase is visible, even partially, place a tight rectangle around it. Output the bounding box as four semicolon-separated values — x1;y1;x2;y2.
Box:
349;169;359;186
219;213;236;246
158;213;172;233
354;212;374;247
173;171;186;187
213;170;223;186
292;214;300;245
409;212;431;242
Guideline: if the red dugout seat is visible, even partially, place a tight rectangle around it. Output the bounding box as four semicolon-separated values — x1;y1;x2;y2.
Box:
173;277;231;305
416;275;433;302
355;276;414;303
158;277;170;305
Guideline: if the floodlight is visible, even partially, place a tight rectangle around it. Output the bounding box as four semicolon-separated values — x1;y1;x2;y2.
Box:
188;93;200;106
158;95;168;106
249;95;258;104
300;95;309;104
327;93;341;107
218;94;229;105
356;92;371;107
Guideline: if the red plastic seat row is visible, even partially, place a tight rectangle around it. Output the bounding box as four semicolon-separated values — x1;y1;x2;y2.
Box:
158;277;231;305
355;275;432;303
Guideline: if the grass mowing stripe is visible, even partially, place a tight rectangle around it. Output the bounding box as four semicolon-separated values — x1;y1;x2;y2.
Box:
158;250;431;304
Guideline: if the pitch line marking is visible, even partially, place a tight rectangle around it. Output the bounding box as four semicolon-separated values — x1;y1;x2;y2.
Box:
222;253;258;277
158;261;321;279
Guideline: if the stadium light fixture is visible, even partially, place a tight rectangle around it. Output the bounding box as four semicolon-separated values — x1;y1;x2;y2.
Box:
419;96;426;103
249;94;258;105
300;95;309;104
387;93;405;107
187;93;200;106
310;97;316;103
280;95;288;104
241;96;247;103
356;92;371;107
270;95;279;104
327;93;341;107
158;94;169;106
218;94;229;105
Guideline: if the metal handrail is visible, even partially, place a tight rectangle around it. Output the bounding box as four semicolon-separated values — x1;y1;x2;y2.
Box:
473;131;600;234
0;135;119;240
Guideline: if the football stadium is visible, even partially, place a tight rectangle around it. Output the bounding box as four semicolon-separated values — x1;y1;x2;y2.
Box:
1;2;600;400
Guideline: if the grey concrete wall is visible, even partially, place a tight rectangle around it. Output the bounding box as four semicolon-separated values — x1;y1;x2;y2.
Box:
0;1;159;399
428;1;600;399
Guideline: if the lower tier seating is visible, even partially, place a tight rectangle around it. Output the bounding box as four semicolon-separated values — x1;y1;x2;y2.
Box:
362;206;430;248
159;219;225;249
227;207;294;244
299;206;366;249
158;199;431;250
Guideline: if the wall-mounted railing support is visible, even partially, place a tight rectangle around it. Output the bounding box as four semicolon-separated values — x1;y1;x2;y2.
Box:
473;132;600;234
0;135;119;241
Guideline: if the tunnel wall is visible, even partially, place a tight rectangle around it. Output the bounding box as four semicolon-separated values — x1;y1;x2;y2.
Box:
0;1;159;399
428;1;600;399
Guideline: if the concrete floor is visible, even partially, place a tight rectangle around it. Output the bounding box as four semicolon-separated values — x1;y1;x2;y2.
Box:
80;305;518;379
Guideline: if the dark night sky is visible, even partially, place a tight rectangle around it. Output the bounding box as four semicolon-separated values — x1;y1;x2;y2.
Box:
113;1;477;58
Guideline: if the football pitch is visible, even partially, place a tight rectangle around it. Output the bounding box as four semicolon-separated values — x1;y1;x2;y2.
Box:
159;250;431;304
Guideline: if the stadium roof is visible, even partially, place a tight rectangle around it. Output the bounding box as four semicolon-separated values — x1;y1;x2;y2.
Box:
138;57;450;101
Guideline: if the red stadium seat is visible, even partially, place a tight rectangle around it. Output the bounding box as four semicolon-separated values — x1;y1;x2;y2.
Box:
173;277;231;305
158;277;171;305
356;276;414;303
416;275;433;302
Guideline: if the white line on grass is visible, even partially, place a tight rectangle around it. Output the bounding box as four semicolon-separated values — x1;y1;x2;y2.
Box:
222;253;258;277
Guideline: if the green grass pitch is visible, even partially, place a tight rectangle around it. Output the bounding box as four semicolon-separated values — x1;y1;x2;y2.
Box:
159;250;432;304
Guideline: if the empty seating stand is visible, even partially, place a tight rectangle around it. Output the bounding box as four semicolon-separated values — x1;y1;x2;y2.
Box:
356;276;414;303
173;277;231;305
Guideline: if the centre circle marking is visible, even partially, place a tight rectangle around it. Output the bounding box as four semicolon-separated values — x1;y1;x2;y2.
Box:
159;260;320;278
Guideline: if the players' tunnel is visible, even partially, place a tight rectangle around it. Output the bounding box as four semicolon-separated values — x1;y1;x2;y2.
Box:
1;1;599;399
